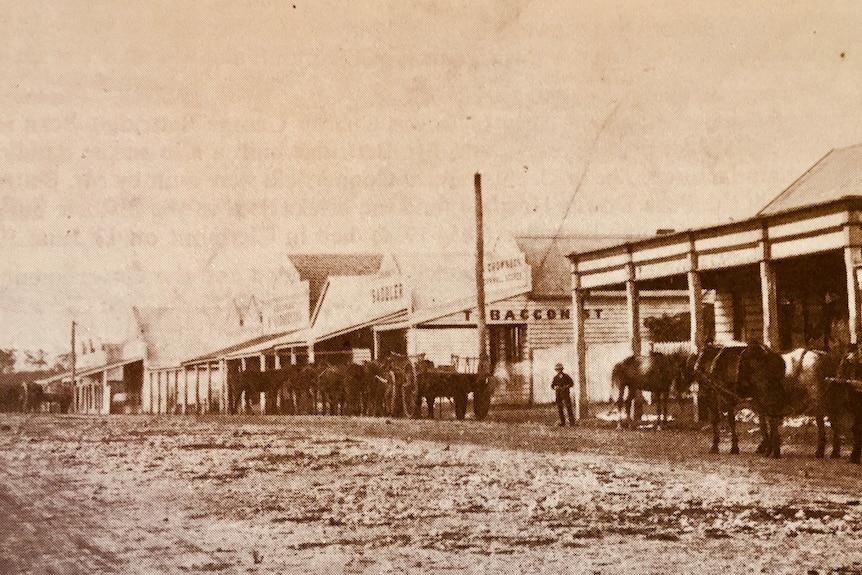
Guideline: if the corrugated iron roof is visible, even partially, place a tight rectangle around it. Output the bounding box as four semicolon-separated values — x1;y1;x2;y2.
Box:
759;143;862;216
287;254;383;315
516;234;647;297
36;356;144;384
182;331;294;365
311;275;409;340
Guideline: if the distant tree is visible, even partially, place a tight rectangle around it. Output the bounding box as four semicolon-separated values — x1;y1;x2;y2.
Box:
0;349;16;374
53;352;73;372
25;349;49;371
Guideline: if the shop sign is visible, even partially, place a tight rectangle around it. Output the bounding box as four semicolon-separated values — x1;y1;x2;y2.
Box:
372;281;405;304
263;281;309;333
463;308;571;322
371;276;407;309
485;253;530;291
423;305;605;326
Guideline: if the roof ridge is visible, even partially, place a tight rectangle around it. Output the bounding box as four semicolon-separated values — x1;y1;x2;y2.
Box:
757;147;837;216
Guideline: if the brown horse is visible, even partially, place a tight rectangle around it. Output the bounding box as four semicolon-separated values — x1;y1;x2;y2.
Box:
231;369;280;414
612;351;687;430
694;343;775;455
763;348;841;459
272;364;319;415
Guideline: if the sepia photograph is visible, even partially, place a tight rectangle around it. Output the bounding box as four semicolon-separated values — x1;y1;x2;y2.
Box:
2;1;862;573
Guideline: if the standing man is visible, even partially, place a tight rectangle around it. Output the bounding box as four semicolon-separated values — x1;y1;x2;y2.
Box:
551;363;575;426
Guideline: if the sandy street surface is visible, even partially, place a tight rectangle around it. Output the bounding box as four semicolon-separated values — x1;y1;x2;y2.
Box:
2;414;862;575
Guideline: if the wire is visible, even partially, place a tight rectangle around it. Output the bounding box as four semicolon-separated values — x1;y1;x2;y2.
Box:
535;101;622;276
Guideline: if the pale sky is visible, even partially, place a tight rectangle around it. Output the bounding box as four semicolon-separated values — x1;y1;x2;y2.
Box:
1;0;861;358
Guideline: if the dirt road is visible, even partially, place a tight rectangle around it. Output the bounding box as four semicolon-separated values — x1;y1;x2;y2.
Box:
1;413;862;574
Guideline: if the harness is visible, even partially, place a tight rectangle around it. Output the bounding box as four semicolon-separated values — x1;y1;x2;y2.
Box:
694;345;749;404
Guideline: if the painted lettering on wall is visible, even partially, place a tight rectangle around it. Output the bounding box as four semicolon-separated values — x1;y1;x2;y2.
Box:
484;253;529;288
461;308;581;321
372;282;404;303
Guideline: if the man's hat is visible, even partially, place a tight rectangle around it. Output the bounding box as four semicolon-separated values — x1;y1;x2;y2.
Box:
555;363;564;370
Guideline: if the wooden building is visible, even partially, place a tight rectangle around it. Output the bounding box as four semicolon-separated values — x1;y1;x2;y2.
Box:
178;254;389;414
567;144;862;418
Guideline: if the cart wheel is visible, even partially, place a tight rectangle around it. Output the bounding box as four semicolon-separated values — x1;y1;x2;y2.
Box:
473;377;492;421
454;391;468;420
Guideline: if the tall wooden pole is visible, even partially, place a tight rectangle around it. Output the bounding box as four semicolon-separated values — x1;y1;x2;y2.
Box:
71;321;76;412
475;173;489;377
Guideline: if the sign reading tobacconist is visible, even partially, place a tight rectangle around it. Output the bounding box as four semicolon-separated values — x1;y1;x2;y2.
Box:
421;305;594;326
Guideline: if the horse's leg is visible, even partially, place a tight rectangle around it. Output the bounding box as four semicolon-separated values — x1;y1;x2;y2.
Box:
624;396;634;429
755;410;769;454
658;391;670;429
851;413;862;464
663;391;669;428
770;416;782;458
815;414;827;459
427;396;435;419
616;383;625;429
728;407;740;455
830;410;842;459
633;391;644;424
710;407;721;454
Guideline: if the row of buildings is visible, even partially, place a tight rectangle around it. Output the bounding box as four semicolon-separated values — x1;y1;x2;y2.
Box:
43;144;862;418
44;235;694;415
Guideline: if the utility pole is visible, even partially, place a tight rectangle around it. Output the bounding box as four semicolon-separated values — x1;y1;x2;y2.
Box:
475;173;489;377
71;321;76;412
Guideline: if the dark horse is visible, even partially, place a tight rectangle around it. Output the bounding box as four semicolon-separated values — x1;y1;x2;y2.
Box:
612;351;688;430
694;343;785;456
695;343;748;454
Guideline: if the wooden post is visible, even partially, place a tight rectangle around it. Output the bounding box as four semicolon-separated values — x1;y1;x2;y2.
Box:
195;367;201;414
475;173;489;377
71;321;76;411
206;362;213;414
626;247;642;356
572;258;588;420
373;330;381;361
181;368;188;415
688;234;705;352
845;247;862;347
759;225;779;349
219;359;228;414
161;371;167;414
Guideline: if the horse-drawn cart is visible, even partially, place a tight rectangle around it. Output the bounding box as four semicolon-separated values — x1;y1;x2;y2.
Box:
383;354;493;421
